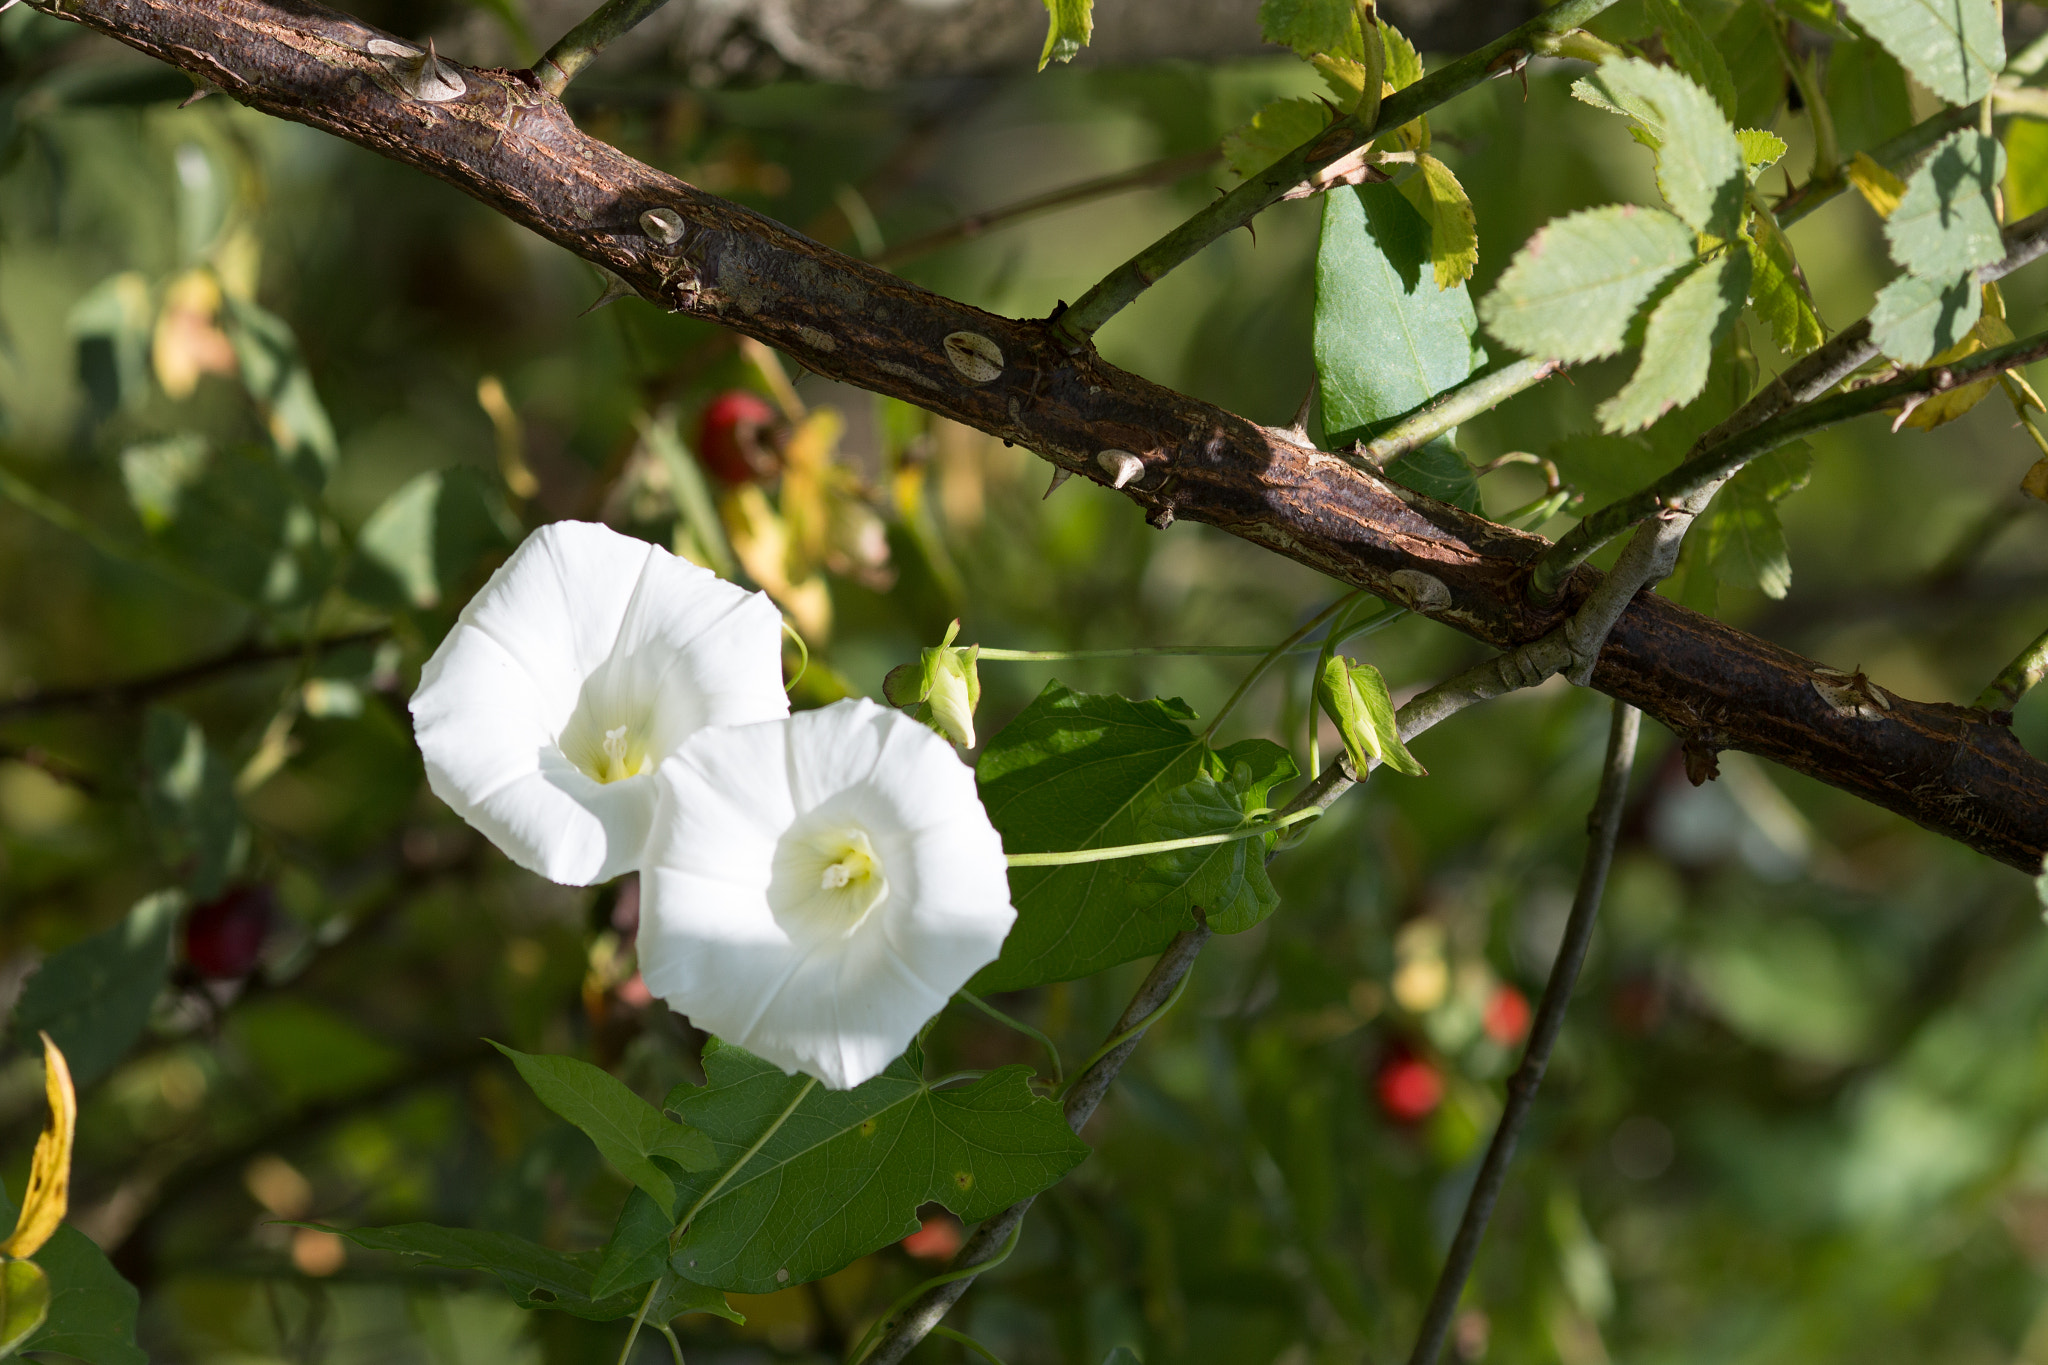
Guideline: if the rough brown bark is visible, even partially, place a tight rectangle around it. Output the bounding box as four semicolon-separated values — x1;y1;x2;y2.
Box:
36;0;2048;873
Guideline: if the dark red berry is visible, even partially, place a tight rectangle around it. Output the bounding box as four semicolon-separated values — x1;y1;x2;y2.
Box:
1482;984;1531;1045
1376;1049;1443;1124
183;883;275;979
695;390;780;486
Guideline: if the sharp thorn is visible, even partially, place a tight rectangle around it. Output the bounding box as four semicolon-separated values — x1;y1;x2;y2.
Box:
1042;467;1074;500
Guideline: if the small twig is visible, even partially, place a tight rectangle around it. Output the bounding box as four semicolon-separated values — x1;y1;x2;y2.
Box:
1051;0;1624;344
861;927;1211;1365
1405;699;1641;1365
0;629;389;722
0;742;101;796
534;0;673;96
1361;358;1562;466
871;148;1220;267
1974;623;2048;711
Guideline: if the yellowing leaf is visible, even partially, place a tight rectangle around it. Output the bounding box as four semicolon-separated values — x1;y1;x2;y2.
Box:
2023;457;2048;502
1846;151;1907;219
1398;153;1478;288
2;1033;77;1260
1899;289;2014;429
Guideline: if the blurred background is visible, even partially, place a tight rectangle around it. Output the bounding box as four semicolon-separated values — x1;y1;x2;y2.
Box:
5;0;2048;1360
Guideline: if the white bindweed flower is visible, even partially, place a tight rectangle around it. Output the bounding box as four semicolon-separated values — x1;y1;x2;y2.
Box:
410;521;787;885
638;699;1015;1090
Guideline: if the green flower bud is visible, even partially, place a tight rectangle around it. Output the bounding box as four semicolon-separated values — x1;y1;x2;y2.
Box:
882;620;982;749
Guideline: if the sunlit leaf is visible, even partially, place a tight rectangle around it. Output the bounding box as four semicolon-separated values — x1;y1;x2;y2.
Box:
1317;656;1424;779
491;1043;716;1215
1899;289;2013;429
1478;205;1697;363
1597;252;1750;434
1397;153;1478;289
0;1259;50;1359
1847;151;1908;219
2007;119;2048;223
1575;59;1746;237
1839;0;2002;105
1037;0;1093;69
1129;741;1296;936
0;1034;76;1260
1737;128;1788;175
1746;212;1824;356
350;467;520;611
660;1042;1089;1292
1884;130;2004;279
1259;0;1355;56
1222;97;1332;179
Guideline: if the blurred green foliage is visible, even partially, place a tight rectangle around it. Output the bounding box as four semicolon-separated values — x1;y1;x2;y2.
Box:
5;1;2048;1362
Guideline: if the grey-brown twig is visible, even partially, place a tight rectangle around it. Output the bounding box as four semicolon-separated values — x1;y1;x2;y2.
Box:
1405;699;1641;1365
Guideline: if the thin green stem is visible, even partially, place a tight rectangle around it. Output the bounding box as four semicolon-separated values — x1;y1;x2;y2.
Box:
1360;358;1563;465
1051;0;1623;343
847;1219;1024;1365
782;620;811;693
978;644;1313;662
1530;325;2048;600
1004;806;1322;868
930;1326;1009;1365
1203;595;1361;744
535;0;674;96
1973;624;2048;710
657;1323;685;1365
617;1275;666;1365
668;1077;818;1249
956;990;1063;1086
1058;965;1194;1098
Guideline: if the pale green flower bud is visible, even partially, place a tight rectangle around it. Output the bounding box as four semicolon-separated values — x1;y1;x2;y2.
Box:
881;620;982;749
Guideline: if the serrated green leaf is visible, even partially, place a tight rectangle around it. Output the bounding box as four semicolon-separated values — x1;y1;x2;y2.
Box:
320;1223;739;1323
12;891;178;1089
662;1042;1088;1292
1713;1;1786;130
1397;153;1478;289
1737;128;1788;174
1380;20;1424;90
1747;212;1824;355
1885;130;2004;279
1870;269;1980;364
1315;182;1483;477
1036;0;1093;69
2007;119;2048;222
1649;0;1738;120
1316;656;1425;779
1578;59;1746;237
973;683;1270;990
1222;97;1332;180
491;1043;716;1215
1702;444;1811;599
1479;205;1698;364
1259;0;1355;56
1826;36;1912;154
1840;0;2001;105
1598;251;1751;433
0;1258;50;1358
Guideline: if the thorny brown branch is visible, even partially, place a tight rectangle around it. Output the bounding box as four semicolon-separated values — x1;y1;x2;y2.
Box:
26;0;2048;880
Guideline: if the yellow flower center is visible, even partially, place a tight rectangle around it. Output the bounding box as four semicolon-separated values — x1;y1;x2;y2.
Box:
569;722;653;785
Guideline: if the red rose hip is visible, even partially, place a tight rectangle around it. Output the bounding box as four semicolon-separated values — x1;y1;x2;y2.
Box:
183;883;275;979
1376;1049;1444;1124
695;390;780;485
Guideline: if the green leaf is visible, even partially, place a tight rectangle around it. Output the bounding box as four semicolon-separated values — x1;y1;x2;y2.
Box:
1259;0;1355;56
1649;0;1737;120
1314;182;1484;476
1383;441;1481;512
1825;36;1912;154
66;272;151;421
157;446;330;608
12;890;178;1088
231;998;405;1107
972;684;1215;991
491;1043;716;1214
1222;97;1331;180
1884;130;2004;280
1379;19;1424;92
1037;0;1093;69
321;1223;739;1323
1869;269;1980;364
1316;656;1425;780
16;1227;145;1365
1712;1;1786;131
1839;0;2001;105
1702;443;1813;599
1127;741;1295;937
1576;59;1746;237
119;434;210;532
1746;214;1825;356
1598;252;1751;434
1396;153;1478;289
0;1258;50;1358
2006;119;2048;223
1737;129;1788;175
1478;205;1698;364
663;1042;1088;1293
220;295;338;486
349;467;520;611
141;708;242;898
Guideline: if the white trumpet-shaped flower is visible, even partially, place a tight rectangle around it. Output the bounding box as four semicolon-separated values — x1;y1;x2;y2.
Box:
638;699;1015;1090
410;521;788;886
